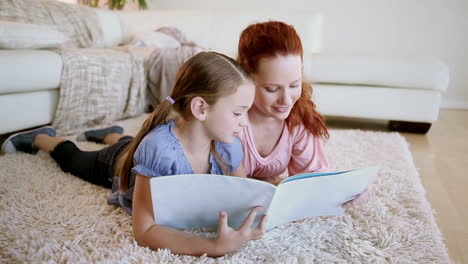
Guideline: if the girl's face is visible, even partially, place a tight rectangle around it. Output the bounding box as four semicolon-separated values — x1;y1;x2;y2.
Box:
252;55;302;120
204;82;255;143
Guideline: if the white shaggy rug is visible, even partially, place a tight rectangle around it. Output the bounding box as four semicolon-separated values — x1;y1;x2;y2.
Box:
0;115;450;263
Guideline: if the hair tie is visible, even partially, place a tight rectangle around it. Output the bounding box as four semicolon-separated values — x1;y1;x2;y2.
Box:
166;96;175;104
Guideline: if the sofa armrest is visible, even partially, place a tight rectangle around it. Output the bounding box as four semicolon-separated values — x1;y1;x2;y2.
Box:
0;50;62;95
304;53;449;92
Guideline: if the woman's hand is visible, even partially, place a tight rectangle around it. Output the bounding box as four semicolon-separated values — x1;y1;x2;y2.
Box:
213;206;267;255
263;176;286;186
343;184;372;207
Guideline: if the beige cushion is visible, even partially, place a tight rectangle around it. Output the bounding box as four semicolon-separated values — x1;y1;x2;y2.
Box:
129;31;181;48
0;21;69;49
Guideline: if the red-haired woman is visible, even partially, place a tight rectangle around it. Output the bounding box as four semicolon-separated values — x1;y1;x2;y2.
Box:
237;21;370;206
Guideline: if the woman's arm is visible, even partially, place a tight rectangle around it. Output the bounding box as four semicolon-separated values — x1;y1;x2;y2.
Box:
231;164;246;178
342;184;372;207
263;176;286;186
132;174;267;257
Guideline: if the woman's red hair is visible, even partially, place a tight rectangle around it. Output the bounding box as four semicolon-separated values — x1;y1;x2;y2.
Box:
237;21;329;138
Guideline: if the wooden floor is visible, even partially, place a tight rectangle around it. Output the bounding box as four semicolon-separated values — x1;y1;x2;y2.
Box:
326;109;468;264
1;109;466;262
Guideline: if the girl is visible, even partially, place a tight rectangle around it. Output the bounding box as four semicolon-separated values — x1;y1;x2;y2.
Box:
2;52;267;257
237;21;371;206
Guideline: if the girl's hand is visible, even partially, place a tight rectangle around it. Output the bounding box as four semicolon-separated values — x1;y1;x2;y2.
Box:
343;184;372;207
213;206;267;255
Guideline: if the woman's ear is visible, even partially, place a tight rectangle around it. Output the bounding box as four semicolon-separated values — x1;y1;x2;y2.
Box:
190;96;208;121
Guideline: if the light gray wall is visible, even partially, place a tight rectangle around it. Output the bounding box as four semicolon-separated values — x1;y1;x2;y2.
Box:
146;0;468;109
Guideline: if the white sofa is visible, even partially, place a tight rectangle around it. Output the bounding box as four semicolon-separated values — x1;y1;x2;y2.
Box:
0;8;449;134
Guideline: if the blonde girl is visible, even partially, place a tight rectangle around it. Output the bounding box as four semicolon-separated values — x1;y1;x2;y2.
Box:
2;52;267;256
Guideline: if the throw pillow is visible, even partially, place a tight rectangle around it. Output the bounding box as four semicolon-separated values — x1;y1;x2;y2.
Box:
0;21;69;49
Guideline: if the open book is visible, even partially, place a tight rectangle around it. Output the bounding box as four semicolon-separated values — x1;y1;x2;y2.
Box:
150;166;379;231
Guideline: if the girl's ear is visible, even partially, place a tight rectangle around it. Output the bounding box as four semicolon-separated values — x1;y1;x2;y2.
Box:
190;96;208;121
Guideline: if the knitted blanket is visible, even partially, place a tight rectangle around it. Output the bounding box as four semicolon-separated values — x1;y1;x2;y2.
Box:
53;26;205;134
52;46;148;135
0;0;103;48
143;27;205;107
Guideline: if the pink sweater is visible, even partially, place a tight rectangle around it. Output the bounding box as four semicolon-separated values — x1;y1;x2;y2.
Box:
239;121;329;180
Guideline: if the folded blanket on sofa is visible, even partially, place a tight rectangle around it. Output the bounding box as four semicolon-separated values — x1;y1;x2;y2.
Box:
143;27;205;107
0;0;103;48
53;46;148;135
54;26;204;134
53;27;205;135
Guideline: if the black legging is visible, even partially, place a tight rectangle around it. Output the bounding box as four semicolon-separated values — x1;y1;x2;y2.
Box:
49;136;133;188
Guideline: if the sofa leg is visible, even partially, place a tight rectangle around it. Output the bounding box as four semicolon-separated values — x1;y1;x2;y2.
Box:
388;121;432;134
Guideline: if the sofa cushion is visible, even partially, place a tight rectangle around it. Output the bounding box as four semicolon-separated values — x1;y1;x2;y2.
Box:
95;9;123;48
0;50;62;94
0;21;68;49
0;89;58;134
304;54;449;91
313;84;441;122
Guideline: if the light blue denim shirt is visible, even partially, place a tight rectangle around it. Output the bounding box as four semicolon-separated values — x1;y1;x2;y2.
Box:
107;119;243;215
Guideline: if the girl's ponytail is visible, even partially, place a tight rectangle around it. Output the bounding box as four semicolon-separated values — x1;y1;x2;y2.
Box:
117;99;173;191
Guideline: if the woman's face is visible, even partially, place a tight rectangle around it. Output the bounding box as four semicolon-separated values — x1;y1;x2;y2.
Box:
251;55;302;120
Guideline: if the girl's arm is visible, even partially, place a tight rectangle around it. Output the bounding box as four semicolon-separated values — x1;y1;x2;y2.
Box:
132;174;267;257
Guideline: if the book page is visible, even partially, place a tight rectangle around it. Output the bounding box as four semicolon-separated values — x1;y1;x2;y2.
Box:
266;166;379;230
150;174;276;230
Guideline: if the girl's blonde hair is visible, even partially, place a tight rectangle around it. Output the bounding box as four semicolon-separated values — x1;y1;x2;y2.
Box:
117;52;252;191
